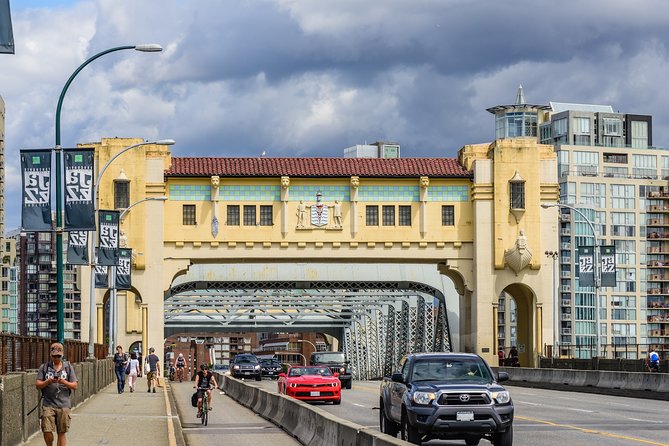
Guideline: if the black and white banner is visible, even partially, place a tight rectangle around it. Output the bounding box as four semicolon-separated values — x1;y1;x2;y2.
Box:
98;210;119;266
66;231;88;264
115;248;132;290
94;249;108;289
64;148;95;230
20;150;52;231
577;245;595;287
600;245;617;287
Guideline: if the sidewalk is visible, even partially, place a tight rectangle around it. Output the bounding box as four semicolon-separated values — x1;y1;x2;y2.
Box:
24;378;183;446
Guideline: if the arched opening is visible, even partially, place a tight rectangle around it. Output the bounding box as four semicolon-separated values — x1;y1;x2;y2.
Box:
498;283;537;367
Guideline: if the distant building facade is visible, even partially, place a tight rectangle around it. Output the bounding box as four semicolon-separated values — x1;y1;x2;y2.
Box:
492;86;667;359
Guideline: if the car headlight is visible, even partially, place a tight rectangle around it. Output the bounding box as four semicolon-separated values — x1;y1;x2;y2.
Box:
412;391;436;405
331;381;339;387
254;364;261;370
233;365;240;370
340;367;345;373
289;382;298;388
491;390;511;405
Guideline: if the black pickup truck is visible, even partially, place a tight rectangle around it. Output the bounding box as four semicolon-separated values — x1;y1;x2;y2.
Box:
379;352;513;445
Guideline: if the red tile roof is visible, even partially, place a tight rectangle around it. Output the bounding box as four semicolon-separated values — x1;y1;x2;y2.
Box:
165;157;471;178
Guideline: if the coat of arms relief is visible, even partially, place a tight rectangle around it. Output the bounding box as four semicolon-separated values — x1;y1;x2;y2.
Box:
296;191;343;230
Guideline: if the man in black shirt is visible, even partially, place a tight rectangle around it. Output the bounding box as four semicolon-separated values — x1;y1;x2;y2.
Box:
194;363;218;416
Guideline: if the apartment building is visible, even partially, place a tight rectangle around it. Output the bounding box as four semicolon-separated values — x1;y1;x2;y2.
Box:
489;87;668;359
15;231;82;339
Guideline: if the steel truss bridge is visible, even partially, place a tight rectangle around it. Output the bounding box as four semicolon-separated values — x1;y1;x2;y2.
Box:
164;280;452;379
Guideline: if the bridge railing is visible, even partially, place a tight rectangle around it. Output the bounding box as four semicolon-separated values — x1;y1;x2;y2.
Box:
0;334;108;375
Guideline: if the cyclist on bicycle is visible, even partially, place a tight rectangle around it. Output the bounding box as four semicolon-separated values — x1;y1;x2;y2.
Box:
175;353;186;382
648;349;661;372
194;363;218;417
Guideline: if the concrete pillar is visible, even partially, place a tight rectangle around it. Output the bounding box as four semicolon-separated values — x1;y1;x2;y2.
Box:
96;304;104;345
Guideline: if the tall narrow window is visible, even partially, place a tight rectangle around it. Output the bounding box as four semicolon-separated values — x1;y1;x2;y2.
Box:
399;205;412;226
509;171;526;210
243;205;256;226
366;206;379;226
259;205;273;226
382;205;395;226
227;205;240;225
114;180;130;209
442;205;455;226
183;204;196;225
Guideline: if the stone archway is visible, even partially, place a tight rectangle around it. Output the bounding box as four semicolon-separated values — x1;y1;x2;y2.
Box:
501;282;538;367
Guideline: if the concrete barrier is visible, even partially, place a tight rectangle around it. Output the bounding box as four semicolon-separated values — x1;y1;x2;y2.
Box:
500;367;669;401
222;376;406;446
0;358;114;446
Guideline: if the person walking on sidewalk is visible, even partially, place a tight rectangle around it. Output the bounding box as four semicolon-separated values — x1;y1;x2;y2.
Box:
35;342;78;446
127;352;140;392
145;347;161;393
113;346;129;394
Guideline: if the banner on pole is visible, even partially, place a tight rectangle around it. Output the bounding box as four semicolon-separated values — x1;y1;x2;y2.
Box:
64;148;95;230
600;245;617;287
115;248;132;290
20;150;52;231
98;210;119;266
577;246;595;287
0;0;14;54
94;249;108;289
66;230;89;264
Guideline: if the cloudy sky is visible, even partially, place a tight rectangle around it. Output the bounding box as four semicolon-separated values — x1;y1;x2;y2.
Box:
3;0;669;230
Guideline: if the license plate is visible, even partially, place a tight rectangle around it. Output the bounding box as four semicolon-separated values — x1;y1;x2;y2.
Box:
268;372;275;375
243;371;251;375
456;411;474;422
310;391;320;396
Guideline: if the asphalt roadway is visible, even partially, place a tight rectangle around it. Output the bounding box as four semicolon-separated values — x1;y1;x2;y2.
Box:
254;378;669;446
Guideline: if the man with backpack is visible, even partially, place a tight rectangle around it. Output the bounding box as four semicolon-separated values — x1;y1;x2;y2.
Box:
35;342;78;446
648;349;661;372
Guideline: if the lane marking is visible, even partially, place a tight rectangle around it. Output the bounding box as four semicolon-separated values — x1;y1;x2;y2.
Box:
516;416;669;446
628;418;664;424
163;383;177;446
352;403;366;408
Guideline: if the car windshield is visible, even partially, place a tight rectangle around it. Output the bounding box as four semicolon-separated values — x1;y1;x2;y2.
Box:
412;358;493;383
261;360;281;367
288;367;333;377
235;356;257;364
311;352;345;364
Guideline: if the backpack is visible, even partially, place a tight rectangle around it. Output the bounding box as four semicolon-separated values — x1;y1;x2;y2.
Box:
191;391;199;407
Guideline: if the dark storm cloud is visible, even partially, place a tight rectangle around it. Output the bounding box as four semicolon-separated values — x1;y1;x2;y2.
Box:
4;0;669;230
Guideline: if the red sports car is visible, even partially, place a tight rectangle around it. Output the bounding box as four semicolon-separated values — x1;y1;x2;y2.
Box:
277;366;341;404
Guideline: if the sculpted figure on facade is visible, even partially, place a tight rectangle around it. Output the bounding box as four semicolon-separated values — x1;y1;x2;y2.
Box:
296;200;307;228
332;200;342;228
211;175;220;237
420;176;430;188
350;176;360;189
504;229;533;275
119;230;129;248
281;176;290;189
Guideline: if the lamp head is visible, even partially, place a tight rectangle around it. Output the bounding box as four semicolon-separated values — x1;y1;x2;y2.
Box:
541;203;552;209
134;44;163;52
155;139;176;146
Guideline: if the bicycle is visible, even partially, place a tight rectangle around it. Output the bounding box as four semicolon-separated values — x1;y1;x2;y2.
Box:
196;386;211;426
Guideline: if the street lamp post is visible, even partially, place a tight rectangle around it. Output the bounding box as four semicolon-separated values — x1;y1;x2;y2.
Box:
542;203;601;357
55;44;162;345
297;339;317;350
88;140;174;357
106;196;168;351
545;250;559;358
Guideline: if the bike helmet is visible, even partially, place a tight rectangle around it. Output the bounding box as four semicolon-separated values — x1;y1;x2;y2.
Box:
200;363;209;371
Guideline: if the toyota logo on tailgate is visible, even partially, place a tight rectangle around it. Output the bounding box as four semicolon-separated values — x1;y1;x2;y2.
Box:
459;394;470;402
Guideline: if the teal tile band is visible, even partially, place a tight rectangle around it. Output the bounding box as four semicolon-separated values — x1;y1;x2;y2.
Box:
428;186;469;202
359;185;419;202
289;185;349;202
169;185;211;201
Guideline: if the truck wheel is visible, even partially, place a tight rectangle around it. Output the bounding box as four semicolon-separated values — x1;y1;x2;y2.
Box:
345;379;352;390
379;402;399;437
493;426;513;446
465;439;481;446
401;409;421;445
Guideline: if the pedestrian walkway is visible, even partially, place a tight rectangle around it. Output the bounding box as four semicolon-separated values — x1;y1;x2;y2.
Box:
23;379;181;446
22;377;299;446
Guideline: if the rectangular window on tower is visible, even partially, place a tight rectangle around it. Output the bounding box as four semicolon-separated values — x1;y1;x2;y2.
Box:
399;205;412;226
114;181;130;209
382;205;395;226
